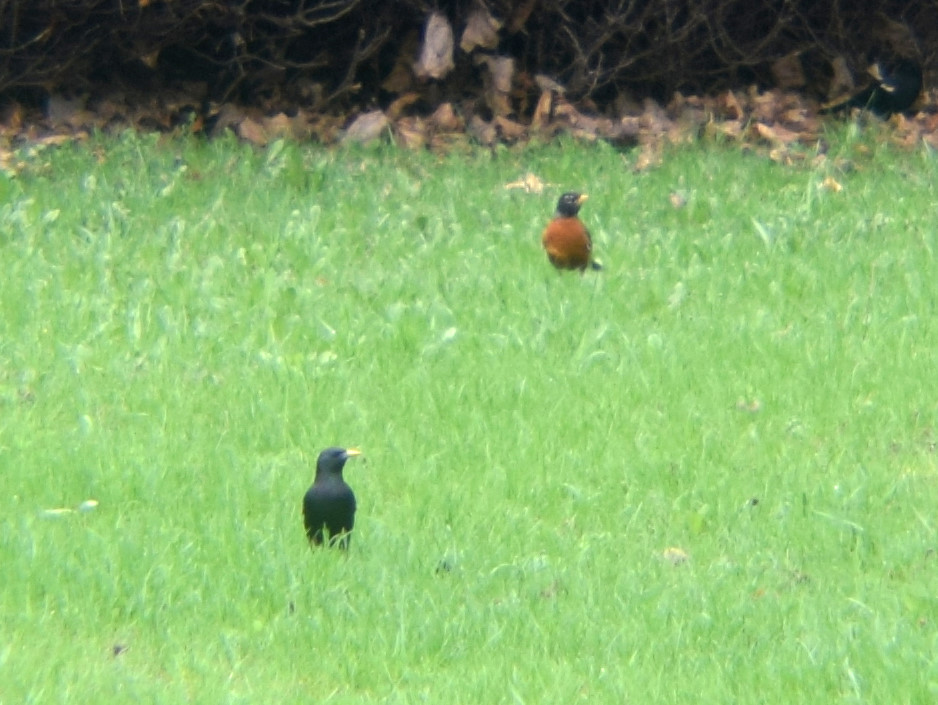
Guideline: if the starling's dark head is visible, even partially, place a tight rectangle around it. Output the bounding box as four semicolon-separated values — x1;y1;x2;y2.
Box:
316;447;362;477
555;192;588;217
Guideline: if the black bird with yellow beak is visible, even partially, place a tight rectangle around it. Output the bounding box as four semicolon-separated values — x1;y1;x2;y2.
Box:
303;447;362;550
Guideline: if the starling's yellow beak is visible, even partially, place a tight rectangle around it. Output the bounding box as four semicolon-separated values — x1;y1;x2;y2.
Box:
577;194;589;206
345;448;362;457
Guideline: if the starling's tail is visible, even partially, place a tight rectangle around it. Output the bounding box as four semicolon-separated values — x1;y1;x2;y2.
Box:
819;86;875;115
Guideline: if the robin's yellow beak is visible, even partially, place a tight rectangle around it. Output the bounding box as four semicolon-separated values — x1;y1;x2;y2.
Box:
577;194;589;205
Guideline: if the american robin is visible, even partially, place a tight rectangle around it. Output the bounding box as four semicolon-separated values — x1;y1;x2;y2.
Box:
542;192;602;272
821;57;922;118
303;447;362;550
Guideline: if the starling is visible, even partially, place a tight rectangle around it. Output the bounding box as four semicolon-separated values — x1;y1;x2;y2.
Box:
821;57;922;118
303;447;362;550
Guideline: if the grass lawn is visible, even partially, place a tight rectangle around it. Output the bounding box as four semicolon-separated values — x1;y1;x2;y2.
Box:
1;129;938;703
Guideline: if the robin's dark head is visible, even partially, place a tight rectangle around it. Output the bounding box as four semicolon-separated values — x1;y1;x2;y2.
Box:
555;192;588;217
315;447;361;478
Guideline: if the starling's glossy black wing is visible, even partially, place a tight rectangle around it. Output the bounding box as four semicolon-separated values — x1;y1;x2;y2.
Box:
303;482;357;548
821;58;922;118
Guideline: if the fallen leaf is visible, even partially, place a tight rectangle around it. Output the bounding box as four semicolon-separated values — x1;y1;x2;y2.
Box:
735;398;762;412
415;12;454;80
468;115;496;145
394;116;426;149
705;118;744;140
494;115;526;141
753;121;801;145
531;91;553;130
819;176;842;192
387;92;421;120
716;90;743;119
428;102;462;131
263;113;295;140
460;6;501;52
504;172;548;193
662;547;689;565
40;508;74;518
633;144;661;172
237;116;268;145
343;110;389;143
534;74;566;94
669;191;687;208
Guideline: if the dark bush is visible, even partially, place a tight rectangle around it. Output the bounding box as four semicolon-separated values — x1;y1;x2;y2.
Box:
0;0;929;112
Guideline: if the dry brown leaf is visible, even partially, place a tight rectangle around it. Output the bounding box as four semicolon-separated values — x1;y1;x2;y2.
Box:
662;547;689;565
460;5;502;52
387;92;421;120
534;75;566;94
553;99;610;137
429;132;471;153
468;115;496;145
768;147;794;165
0;148;17;175
530;91;552;130
237;116;268;145
140;50;160;69
749;88;780;123
706;118;743;140
494;115;526;141
735;398;762;413
308;114;344;144
779;107;814;131
669;191;687;208
343;110;389;143
892;125;920;150
35;133;75;146
484;56;513;94
633;144;661;172
920;112;938;133
753;121;800;145
923;132;938;151
394;116;427;149
415;12;454;80
428;103;462;131
263;113;295;140
819;176;843;192
716;90;744;120
0;101;24;134
478;55;514;117
504;172;548;193
619;116;642;139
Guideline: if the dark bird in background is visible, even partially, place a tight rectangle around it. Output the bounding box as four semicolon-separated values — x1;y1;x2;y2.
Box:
542;192;602;272
821;57;922;118
303;447;362;550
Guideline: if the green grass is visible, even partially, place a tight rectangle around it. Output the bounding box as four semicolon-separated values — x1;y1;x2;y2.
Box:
2;129;938;703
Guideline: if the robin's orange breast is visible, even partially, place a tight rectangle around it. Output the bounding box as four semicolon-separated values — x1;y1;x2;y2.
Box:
542;216;593;271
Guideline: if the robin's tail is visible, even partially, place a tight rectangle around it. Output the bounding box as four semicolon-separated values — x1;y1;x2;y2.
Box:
589;259;603;271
